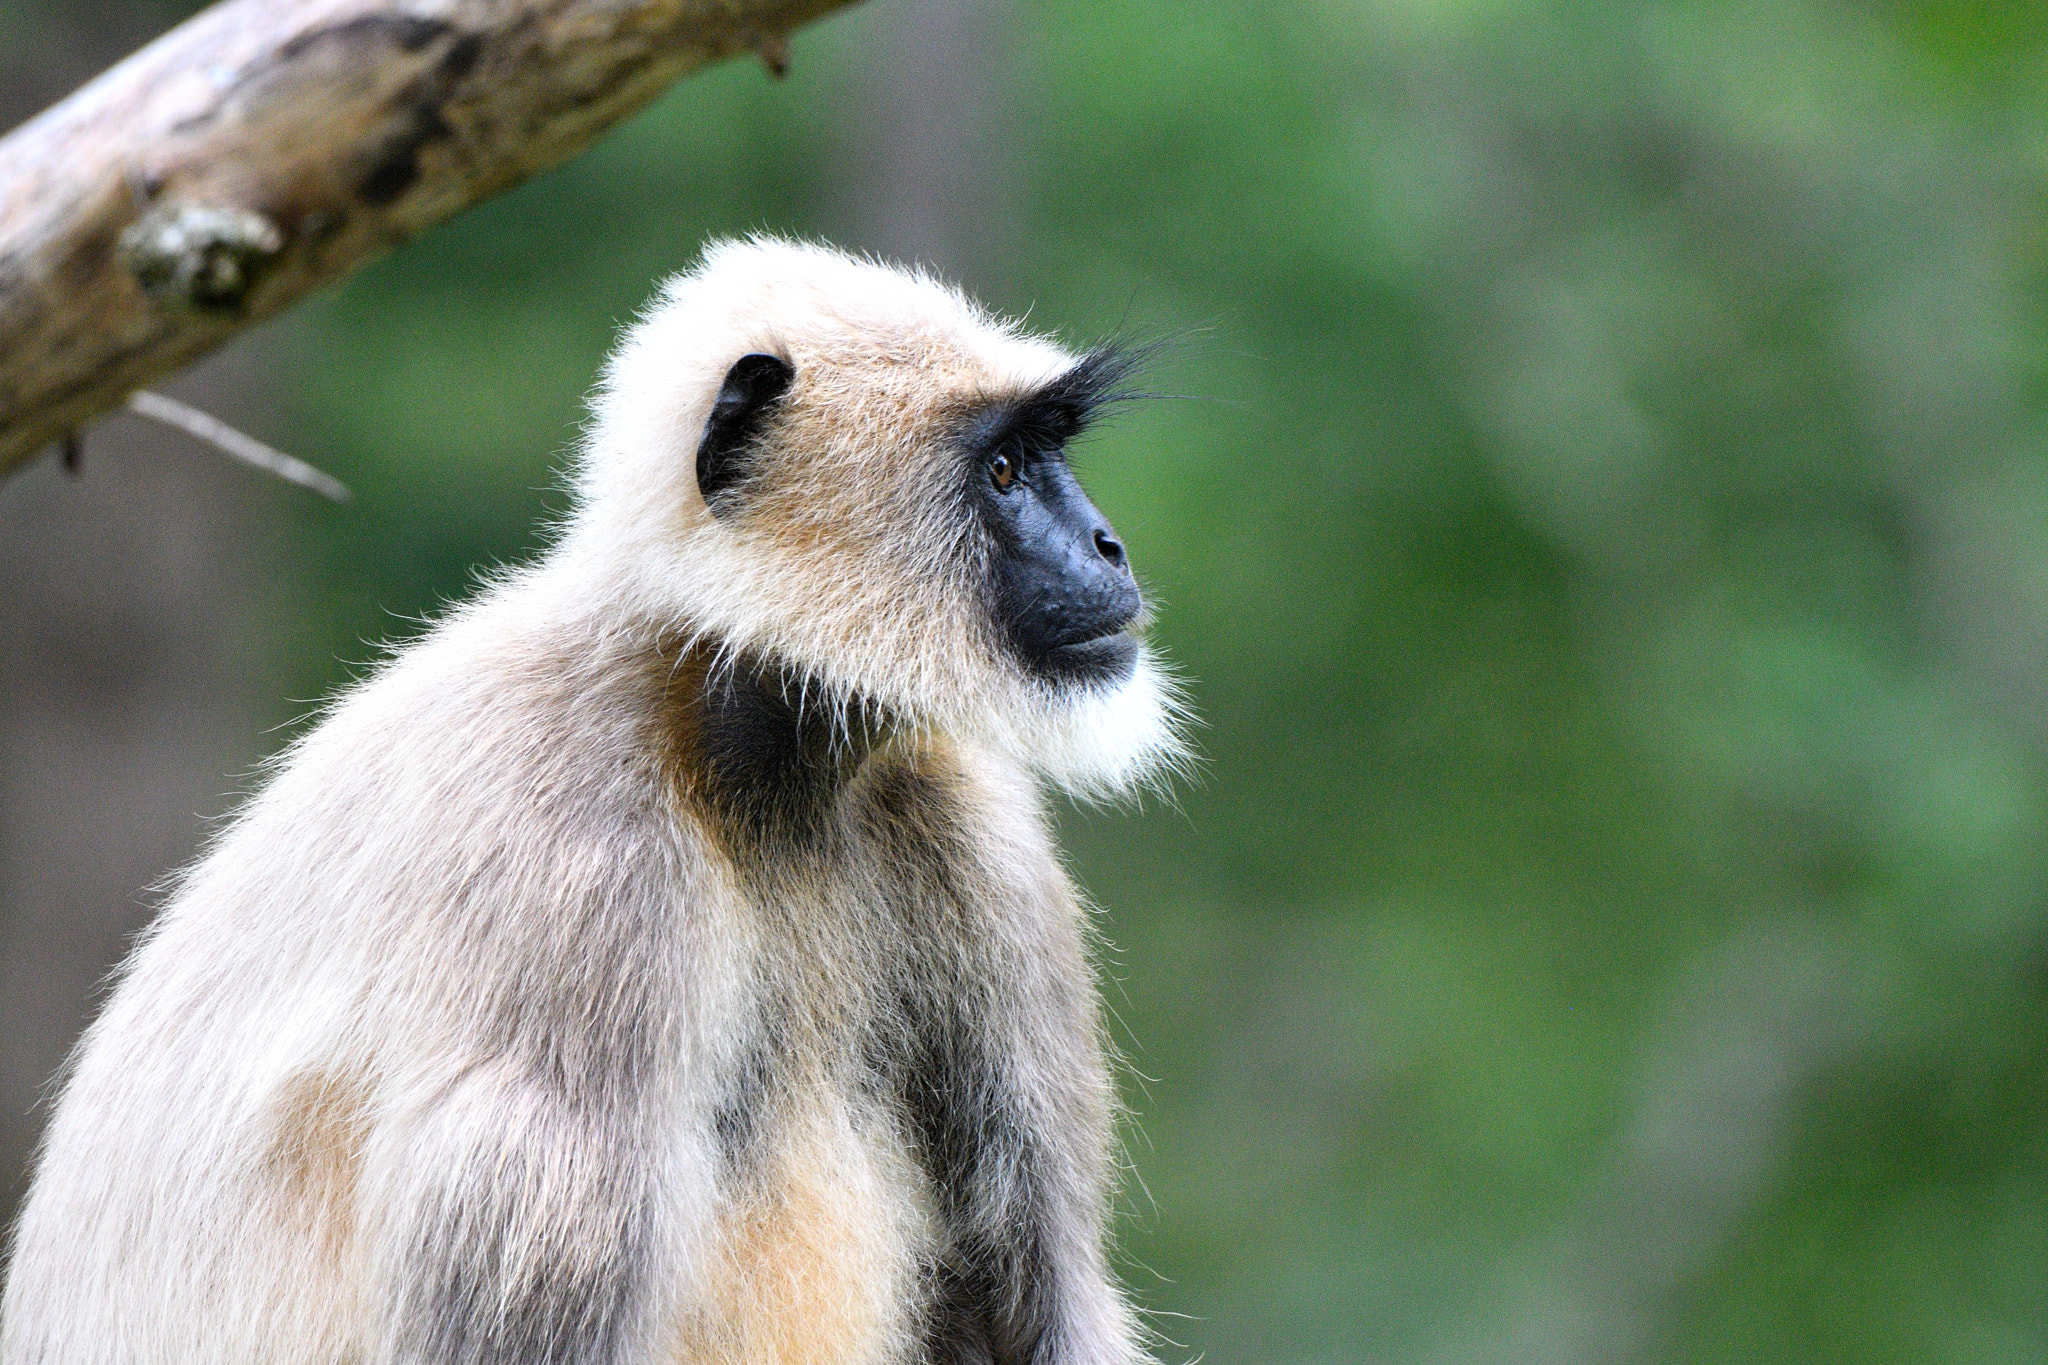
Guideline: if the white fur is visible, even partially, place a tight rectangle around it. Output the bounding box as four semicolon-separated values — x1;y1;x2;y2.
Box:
0;237;1182;1365
567;236;1191;800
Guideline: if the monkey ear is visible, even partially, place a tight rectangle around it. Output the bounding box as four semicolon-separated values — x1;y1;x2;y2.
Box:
697;353;795;515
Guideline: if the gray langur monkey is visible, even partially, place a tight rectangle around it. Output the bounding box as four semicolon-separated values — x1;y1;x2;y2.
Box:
0;237;1191;1365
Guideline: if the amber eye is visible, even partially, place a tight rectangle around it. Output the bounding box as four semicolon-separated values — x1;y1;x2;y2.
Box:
990;451;1018;490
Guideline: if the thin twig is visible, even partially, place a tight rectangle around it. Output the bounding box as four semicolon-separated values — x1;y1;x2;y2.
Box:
125;390;351;502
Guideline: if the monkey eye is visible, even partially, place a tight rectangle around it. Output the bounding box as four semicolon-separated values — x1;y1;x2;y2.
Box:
990;451;1019;491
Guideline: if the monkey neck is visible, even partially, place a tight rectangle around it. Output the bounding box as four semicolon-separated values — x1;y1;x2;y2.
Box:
655;634;895;853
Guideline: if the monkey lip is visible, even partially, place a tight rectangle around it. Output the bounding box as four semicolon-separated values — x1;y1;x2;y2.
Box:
1047;629;1139;682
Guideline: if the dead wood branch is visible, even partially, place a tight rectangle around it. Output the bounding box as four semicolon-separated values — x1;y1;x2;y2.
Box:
127;390;352;501
0;0;859;481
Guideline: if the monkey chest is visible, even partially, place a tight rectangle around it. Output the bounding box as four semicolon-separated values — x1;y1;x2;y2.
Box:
667;1080;939;1365
669;889;1024;1362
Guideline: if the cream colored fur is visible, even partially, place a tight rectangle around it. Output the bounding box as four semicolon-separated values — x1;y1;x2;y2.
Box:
0;237;1186;1365
574;238;1189;801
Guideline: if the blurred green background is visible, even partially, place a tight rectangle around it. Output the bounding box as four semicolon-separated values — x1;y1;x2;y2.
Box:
9;0;2048;1360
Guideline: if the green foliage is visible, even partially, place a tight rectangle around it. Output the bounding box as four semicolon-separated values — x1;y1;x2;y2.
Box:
274;1;2048;1359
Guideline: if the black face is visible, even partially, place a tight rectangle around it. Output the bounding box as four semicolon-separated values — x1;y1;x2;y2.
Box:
967;352;1145;685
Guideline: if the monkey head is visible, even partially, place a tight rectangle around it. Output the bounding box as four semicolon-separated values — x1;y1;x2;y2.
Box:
570;237;1190;800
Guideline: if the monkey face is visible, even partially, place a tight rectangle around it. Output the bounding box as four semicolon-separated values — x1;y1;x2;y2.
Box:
691;340;1146;691
959;352;1145;687
578;238;1190;799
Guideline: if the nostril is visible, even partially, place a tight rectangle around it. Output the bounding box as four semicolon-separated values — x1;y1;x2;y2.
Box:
1093;529;1126;568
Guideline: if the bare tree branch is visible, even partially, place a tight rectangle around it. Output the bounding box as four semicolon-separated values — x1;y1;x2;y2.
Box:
0;0;860;482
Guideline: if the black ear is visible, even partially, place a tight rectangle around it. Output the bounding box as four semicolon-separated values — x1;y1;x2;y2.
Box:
697;352;794;515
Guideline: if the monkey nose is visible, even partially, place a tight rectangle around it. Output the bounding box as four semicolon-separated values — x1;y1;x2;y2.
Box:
1092;528;1127;570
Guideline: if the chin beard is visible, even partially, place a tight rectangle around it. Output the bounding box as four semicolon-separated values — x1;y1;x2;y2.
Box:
972;642;1196;806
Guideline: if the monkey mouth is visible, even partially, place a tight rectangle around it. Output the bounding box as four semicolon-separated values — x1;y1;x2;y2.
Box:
1046;629;1139;684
